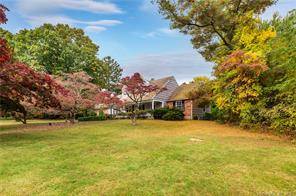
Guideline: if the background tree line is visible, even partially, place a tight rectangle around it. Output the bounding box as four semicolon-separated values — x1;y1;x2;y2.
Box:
0;5;124;123
0;23;122;92
155;0;295;136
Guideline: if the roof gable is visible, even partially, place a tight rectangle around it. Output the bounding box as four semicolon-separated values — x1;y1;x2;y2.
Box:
149;76;175;88
168;82;196;101
142;76;177;101
122;76;179;103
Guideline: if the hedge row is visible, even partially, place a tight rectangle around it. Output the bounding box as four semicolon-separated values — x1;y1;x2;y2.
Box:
151;108;184;121
78;110;106;121
77;115;105;121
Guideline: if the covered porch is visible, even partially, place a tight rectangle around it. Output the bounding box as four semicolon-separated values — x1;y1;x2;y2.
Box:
125;100;165;112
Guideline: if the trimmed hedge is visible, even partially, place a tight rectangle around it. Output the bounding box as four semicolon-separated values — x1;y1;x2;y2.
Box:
162;110;184;121
75;110;97;119
152;108;184;120
78;116;105;121
78;112;105;121
152;108;170;119
204;112;213;120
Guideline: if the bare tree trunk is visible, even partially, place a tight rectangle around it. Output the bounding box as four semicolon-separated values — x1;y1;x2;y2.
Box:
132;113;137;125
22;111;27;124
110;105;113;119
65;112;68;123
69;112;75;123
15;110;27;124
131;104;139;126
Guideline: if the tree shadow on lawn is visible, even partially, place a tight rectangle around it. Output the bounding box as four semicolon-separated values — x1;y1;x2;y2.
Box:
0;122;73;133
0;123;75;146
0;132;63;147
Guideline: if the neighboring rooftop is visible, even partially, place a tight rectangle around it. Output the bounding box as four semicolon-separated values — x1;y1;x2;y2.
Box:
168;82;196;101
123;76;177;103
141;76;176;101
149;76;175;88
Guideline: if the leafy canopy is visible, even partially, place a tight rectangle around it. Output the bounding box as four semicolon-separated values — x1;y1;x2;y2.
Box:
121;73;159;125
96;56;123;91
55;72;100;118
11;24;100;76
213;50;268;124
188;76;213;107
0;4;66;123
155;0;276;61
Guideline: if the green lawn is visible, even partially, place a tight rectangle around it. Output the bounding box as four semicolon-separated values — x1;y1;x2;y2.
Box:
0;119;65;133
0;120;295;195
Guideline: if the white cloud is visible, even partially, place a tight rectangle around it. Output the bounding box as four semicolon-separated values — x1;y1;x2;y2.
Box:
142;28;180;38
83;20;122;26
140;0;158;12
17;0;122;14
26;15;76;26
145;31;157;38
15;0;122;33
122;51;213;83
23;15;121;34
158;28;179;36
85;26;107;33
25;15;122;27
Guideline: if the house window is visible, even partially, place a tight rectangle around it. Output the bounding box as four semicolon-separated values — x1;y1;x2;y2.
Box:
175;101;184;111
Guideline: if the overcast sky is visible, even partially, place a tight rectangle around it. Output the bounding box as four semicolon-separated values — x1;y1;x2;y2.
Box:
2;0;296;83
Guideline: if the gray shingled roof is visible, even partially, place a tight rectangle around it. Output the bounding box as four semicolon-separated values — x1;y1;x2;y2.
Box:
140;76;175;101
150;76;175;88
124;76;176;103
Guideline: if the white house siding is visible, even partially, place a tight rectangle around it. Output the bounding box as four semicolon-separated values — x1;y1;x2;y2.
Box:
153;78;179;102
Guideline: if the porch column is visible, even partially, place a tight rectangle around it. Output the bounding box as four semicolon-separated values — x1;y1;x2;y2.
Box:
161;101;165;108
152;100;155;110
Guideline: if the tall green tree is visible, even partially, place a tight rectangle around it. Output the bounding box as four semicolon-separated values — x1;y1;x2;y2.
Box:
260;10;296;133
265;10;296;95
10;24;100;78
96;56;122;91
155;0;276;62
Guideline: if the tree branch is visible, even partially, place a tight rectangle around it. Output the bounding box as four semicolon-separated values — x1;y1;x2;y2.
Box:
187;22;211;28
235;0;242;13
210;20;233;50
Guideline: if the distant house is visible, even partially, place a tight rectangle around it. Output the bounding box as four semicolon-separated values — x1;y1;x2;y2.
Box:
123;76;211;119
95;104;120;116
124;76;179;111
166;82;211;120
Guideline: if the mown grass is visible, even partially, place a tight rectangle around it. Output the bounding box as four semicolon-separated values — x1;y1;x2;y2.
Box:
0;120;295;195
0;119;64;133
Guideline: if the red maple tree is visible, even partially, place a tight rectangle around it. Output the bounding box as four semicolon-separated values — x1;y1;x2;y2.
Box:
0;4;8;24
0;4;10;64
121;73;158;125
55;72;100;122
0;4;67;123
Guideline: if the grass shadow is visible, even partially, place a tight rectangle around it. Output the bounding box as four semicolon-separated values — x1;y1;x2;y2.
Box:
0;131;62;145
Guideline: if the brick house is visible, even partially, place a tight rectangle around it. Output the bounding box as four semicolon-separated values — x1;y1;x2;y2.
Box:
166;82;211;119
123;76;211;119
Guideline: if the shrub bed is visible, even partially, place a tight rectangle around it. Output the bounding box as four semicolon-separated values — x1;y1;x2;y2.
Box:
78;115;105;121
78;111;106;121
162;110;184;121
151;108;170;119
152;108;184;121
